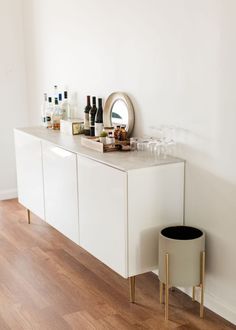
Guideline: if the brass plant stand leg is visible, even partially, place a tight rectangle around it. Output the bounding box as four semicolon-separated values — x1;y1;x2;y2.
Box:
192;286;196;301
200;251;205;318
160;281;164;304
129;276;135;303
165;253;169;321
27;209;31;224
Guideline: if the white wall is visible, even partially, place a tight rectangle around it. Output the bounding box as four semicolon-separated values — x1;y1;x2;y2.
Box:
22;0;236;324
0;0;28;200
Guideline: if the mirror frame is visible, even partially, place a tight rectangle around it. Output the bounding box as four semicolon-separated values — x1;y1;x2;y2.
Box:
103;92;135;137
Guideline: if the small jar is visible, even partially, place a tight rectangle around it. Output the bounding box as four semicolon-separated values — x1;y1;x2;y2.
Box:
103;126;114;136
106;132;115;144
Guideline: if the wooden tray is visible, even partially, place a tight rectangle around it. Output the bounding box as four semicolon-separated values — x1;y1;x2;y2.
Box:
81;137;129;153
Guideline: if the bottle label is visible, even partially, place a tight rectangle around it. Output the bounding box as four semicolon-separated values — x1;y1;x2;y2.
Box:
84;113;89;130
95;123;104;137
89;113;95;127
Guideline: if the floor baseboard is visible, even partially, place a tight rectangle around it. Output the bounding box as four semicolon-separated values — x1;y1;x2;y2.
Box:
0;189;17;201
180;287;236;326
152;270;235;325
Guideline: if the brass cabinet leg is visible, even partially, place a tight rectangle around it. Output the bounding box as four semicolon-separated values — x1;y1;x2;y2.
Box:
192;286;196;301
160;281;164;304
200;251;205;318
129;276;135;303
165;253;169;321
27;209;31;224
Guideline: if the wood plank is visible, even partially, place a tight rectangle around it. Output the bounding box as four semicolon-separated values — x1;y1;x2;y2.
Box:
0;199;235;330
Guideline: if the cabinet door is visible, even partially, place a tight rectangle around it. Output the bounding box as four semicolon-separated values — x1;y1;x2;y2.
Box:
14;130;44;219
128;162;184;277
42;142;79;244
78;156;127;278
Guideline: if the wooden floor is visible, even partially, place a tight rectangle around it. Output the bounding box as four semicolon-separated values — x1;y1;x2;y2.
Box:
0;200;235;330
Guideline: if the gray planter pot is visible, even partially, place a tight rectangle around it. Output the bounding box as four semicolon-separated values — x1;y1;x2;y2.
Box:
158;225;205;320
159;225;205;286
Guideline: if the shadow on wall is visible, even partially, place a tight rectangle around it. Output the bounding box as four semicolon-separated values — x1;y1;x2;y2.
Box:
184;161;236;307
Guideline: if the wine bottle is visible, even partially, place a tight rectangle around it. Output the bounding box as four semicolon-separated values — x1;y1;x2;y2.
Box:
95;98;104;137
89;96;97;136
84;96;91;136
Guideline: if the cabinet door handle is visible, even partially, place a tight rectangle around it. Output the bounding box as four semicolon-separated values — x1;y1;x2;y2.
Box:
51;147;71;158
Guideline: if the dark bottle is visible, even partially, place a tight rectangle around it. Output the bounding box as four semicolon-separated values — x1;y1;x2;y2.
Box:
89;96;97;136
84;96;91;136
95;98;104;136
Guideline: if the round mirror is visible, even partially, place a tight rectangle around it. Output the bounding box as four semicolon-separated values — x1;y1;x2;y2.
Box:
111;100;128;126
104;92;135;137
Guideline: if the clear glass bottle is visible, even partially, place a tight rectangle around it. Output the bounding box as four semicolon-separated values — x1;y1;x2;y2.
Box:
52;98;63;130
53;85;58;104
61;91;71;120
41;93;48;127
47;96;53;128
43;96;52;129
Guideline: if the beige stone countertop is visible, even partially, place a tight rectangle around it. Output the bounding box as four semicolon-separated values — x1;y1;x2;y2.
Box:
14;127;184;172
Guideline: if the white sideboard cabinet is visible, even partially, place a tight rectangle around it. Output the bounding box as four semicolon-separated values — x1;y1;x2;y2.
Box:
127;165;184;277
42;141;79;244
78;156;184;278
78;155;128;277
14;130;45;220
14;127;185;301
